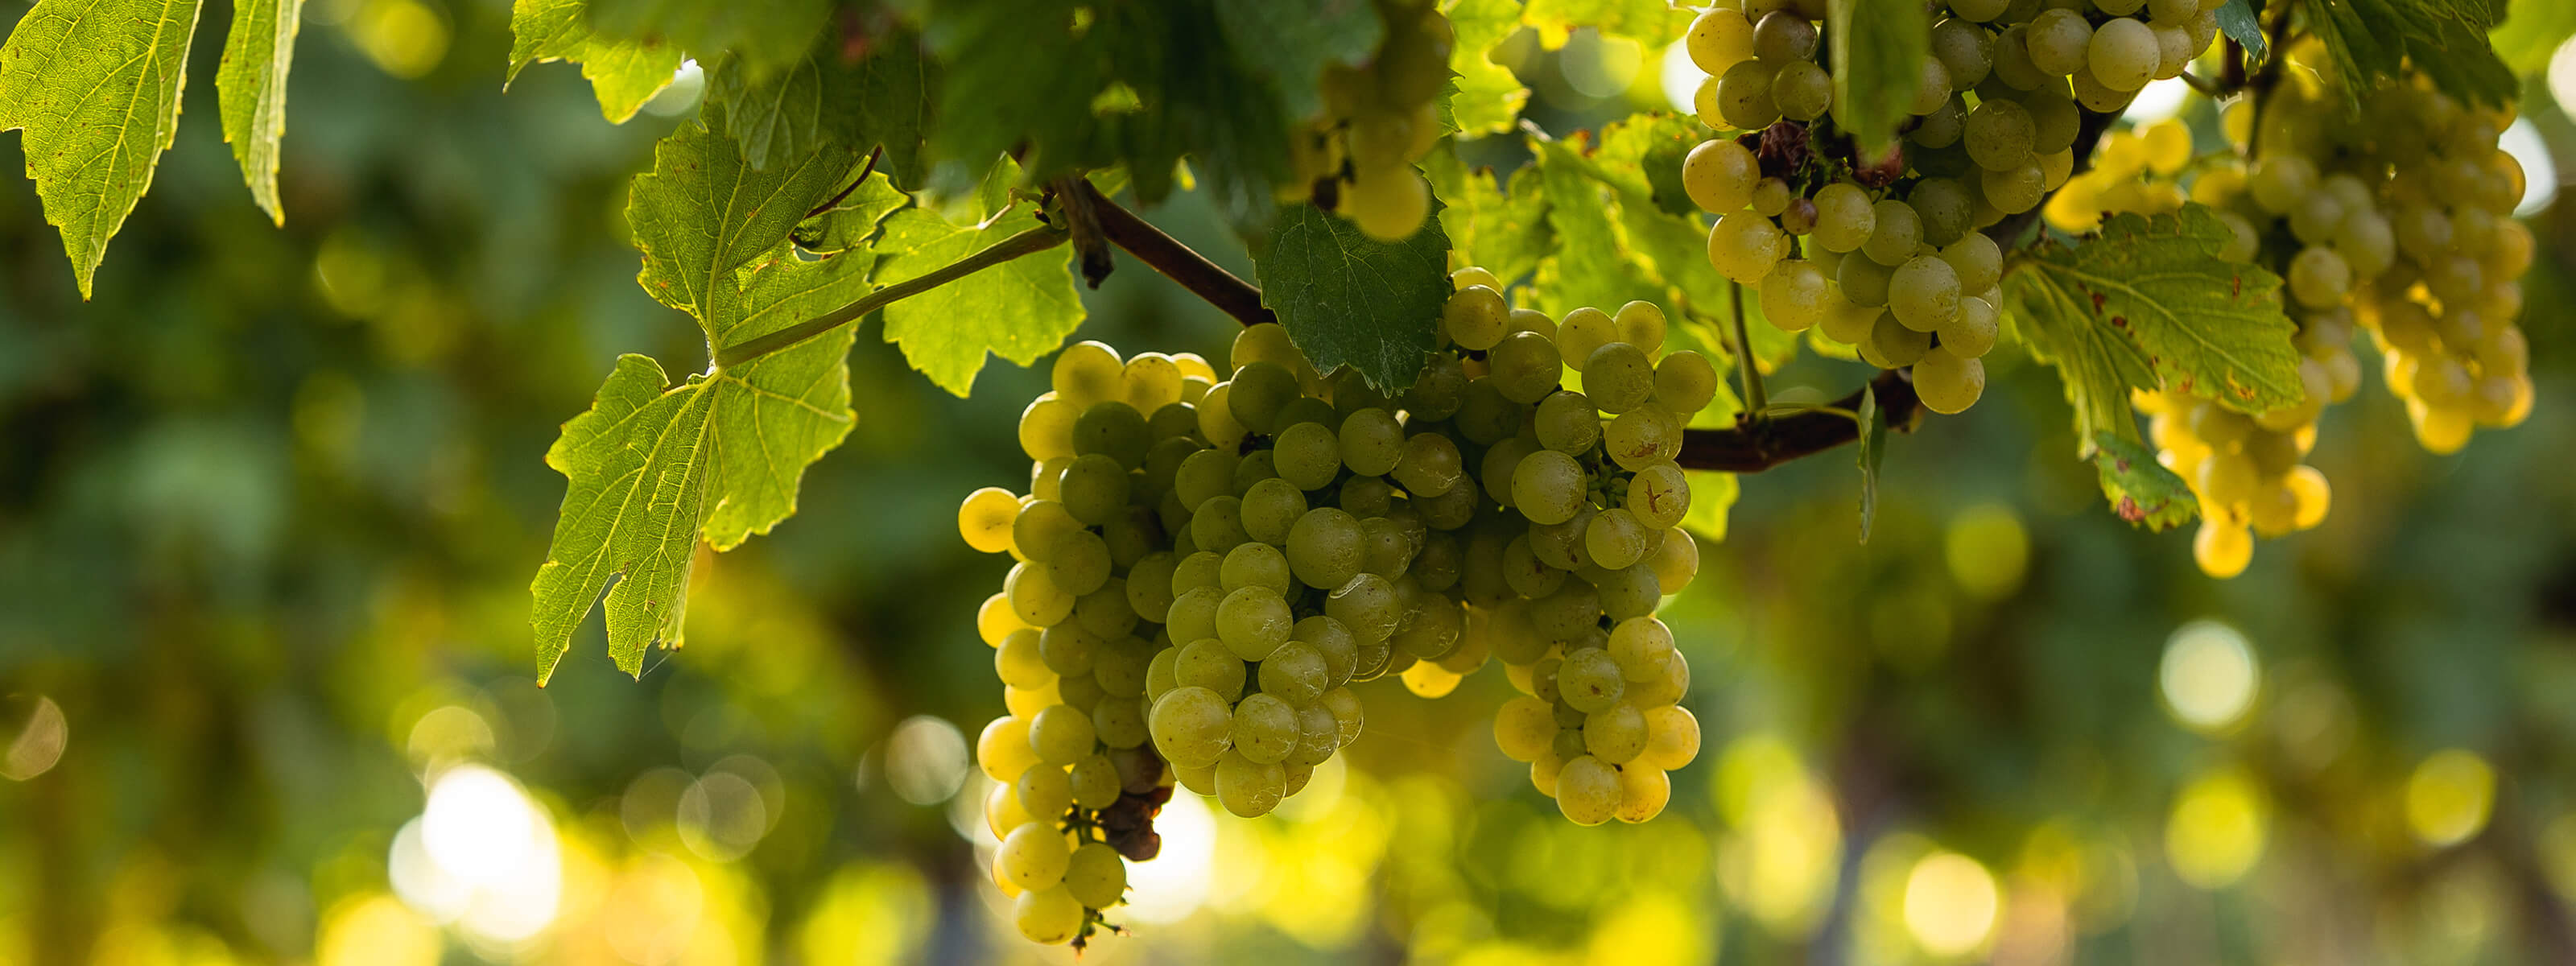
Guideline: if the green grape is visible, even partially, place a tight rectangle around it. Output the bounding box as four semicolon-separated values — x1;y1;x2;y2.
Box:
1488;330;1564;404
1590;561;1664;621
1289;704;1342;767
1912;345;1988;415
1344;166;1431;242
1583;704;1649;764
1686;9;1757;74
1392;431;1465;497
1758;260;1831;334
1682;138;1761;214
1938;295;2000;359
1260;642;1329;708
1166;584;1225;643
1534;390;1602;454
958;487;1021;554
1173;448;1236;511
1930;17;1995;87
1939;233;2003;293
1554;307;1619;369
2025;8;2092;75
1189;494;1249;553
1360;516;1418;576
1011;500;1083;562
1584;508;1651;570
1284;507;1364;588
1214;749;1287;817
1963;99;2035;171
1625;463;1690;530
1812;182;1877;253
1511;449;1587;525
978;716;1038;782
1752;9;1818;61
998;821;1073;890
1225;361;1301;434
1229;693;1299;764
2070;68;2137;113
1604;406;1683;471
1174;638;1248;701
1983;161;2046;213
1653;351;1719;415
1751;177;1792;218
2288;246;2352;308
1557;647;1627;714
1068;753;1121;810
1530;506;1592;571
1197;382;1248;451
1215;586;1292;661
1029;704;1099;765
1072;401;1150;470
1029;456;1071;503
1013;886;1084;944
1093;633;1151;696
1171;551;1224;596
1231;324;1306;379
1494;696;1558;762
1910;177;1971;246
1057;453;1130;526
1170;758;1217;796
1649;526;1699;596
2287;191;2346;246
2087;17;2158;92
1639;706;1702;770
1231;449;1279;495
998;629;1055;689
1860;200;1924;266
1007;562;1077;626
1444;286;1513;350
1717;60;1781;129
1327;573;1402;643
1220;541;1294;595
1707;212;1787;283
2023;85;2081;154
1583;343;1657;414
1554;755;1620;824
1019;394;1080;462
1889;254;1963;333
1504;535;1567;598
1340;473;1395;517
1614;300;1668;353
1239;477;1307;547
1053;341;1124;408
1402;353;1468;420
1773;60;1833;120
1063;842;1128;910
1148;685;1234;767
1911;97;1965;150
1453;379;1525;445
1122;353;1186;414
1271;422;1342;492
1294;615;1360;688
1861;312;1933;369
1078;584;1141;646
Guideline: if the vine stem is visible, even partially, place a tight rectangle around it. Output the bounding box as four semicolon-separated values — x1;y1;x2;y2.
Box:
1728;281;1768;421
712;224;1069;369
1080;180;1277;326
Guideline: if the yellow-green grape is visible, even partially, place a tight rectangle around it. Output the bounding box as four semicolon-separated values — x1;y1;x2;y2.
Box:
1319;686;1365;745
1608;617;1675;681
1938;295;2000;359
1583;704;1649;764
1583;509;1651;571
1558;647;1627;713
1860;312;1931;369
1444;286;1512;351
1963;99;2036;171
1063;842;1128;910
1812;182;1876;253
1017;760;1074;818
1006;501;1077;560
1512;450;1587;526
1773;60;1834;121
1028;704;1098;766
1173;638;1246;701
1494;696;1557;762
1214;749;1287;817
985;779;1036;839
2288;246;2352;309
1121;353;1186;414
1614;299;1668;353
1220;540;1294;597
959;486;1022;553
979;593;1026;646
1889;254;1963;333
1716;60;1781;130
1393;431;1465;496
1640;705;1701;770
1531;748;1567;798
1649;527;1699;595
1604;405;1683;471
1626;464;1690;530
1230;693;1299;764
2193;518;2252;578
1453;266;1502;292
1013;885;1084;944
1286;507;1365;590
1984;161;2046;213
1006;562;1076;626
1555;755;1621;825
1861;200;1923;266
1653;351;1719;415
1343;167;1431;242
997;821;1071;891
1707;212;1787;283
1687;8;1756;73
1535;390;1604;454
1760;258;1831;332
2087;17;2158;92
1912;345;1986;415
1053;341;1124;408
1489;330;1565;404
1327;573;1402;644
1019;394;1080;461
1555;306;1619;369
979;716;1039;782
1682;138;1761;213
997;629;1054;690
1216;587;1292;661
1614;766;1671;824
1149;685;1234;767
2025;8;2093;76
1583;342;1656;414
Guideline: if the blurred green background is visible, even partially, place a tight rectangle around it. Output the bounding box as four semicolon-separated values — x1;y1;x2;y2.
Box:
5;3;2576;964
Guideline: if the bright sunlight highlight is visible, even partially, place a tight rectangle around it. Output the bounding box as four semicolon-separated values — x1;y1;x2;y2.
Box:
391;764;561;943
2405;749;2497;848
2159;620;2258;733
1902;851;2000;958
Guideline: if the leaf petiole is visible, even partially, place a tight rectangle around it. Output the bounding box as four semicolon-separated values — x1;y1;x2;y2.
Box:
712;223;1070;369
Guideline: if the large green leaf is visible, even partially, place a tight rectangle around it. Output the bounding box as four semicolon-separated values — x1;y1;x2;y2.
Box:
873;159;1084;396
506;0;683;123
2091;432;2198;531
1443;0;1529;135
1254;200;1451;392
0;0;204;298
2491;0;2576;72
1826;0;1928;150
1521;0;1686;46
1213;0;1383;122
2310;0;2516;108
2017;207;2296;414
627;119;865;336
704;28;938;182
529;324;858;682
2002;252;2158;456
586;0;828;80
217;0;304;225
1422;143;1551;287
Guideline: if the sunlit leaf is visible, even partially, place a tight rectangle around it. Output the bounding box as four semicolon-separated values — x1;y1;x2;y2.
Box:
874;157;1084;396
2091;431;2198;531
1254;199;1450;392
506;0;684;123
217;0;305;225
0;0;204;298
2016;206;2295;415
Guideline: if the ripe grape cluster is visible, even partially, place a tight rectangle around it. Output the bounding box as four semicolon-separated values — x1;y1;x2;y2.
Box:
2051;60;2533;577
956;272;1718;942
1679;0;2226;416
1282;1;1454;242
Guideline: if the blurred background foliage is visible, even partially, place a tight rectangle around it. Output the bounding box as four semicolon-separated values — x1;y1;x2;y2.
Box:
5;0;2576;964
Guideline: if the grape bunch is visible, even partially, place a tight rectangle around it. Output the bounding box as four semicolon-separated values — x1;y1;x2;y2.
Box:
954;271;1720;942
1678;0;2231;415
1281;1;1454;242
2051;56;2533;577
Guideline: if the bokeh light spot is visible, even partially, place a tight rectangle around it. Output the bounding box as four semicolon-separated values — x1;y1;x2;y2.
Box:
349;0;450;79
1902;851;2000;958
1944;504;2029;600
316;894;440;966
881;715;969;806
2165;767;2267;890
1125;786;1216;923
2;695;68;781
2405;749;2496;848
2159;620;2258;733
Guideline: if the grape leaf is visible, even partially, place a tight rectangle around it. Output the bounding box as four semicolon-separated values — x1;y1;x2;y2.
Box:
586;0;828;80
2215;0;2266;62
506;0;683;123
217;0;304;225
1443;0;1529;135
1213;0;1384;123
2002;249;2157;456
2091;431;2198;531
1857;384;1885;543
2017;207;2296;414
1526;142;1665;320
1521;0;1686;47
704;28;937;183
1826;0;1929;151
1422;143;1551;287
0;0;203;298
2491;0;2576;72
2309;0;2516;108
628;118;865;336
530;321;859;682
874;158;1084;396
794;169;912;255
1254;200;1450;392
